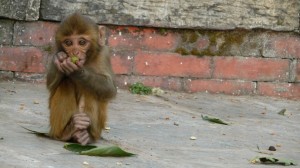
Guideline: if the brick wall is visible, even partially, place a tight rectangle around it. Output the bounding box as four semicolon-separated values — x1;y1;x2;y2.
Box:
0;21;299;99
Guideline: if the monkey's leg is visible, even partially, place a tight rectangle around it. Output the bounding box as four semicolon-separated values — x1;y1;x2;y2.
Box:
49;80;77;141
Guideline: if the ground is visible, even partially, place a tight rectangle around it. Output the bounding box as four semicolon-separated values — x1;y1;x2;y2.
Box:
0;81;299;168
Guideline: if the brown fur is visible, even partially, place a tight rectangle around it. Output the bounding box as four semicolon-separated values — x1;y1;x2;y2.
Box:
47;13;116;142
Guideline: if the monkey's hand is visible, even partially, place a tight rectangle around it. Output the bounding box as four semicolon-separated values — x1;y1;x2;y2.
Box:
71;113;91;145
72;113;91;130
59;55;86;75
72;129;91;145
60;113;90;142
54;52;68;73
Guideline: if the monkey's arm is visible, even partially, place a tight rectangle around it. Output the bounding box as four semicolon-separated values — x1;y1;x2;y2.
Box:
71;68;117;99
71;47;117;99
46;62;65;92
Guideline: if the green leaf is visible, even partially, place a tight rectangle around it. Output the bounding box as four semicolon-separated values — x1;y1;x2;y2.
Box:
71;55;79;63
21;125;50;137
251;156;297;166
64;143;135;157
64;143;97;153
278;109;286;115
81;146;135;157
201;115;229;125
129;82;152;95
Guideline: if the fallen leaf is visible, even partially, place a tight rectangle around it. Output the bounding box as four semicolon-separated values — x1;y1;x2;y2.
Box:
64;143;135;157
21;125;50;137
64;143;97;153
278;109;286;115
250;156;297;166
201;115;229;125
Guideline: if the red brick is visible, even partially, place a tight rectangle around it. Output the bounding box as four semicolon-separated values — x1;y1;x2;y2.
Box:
263;35;300;59
108;26;179;51
108;33;141;50
185;79;255;95
111;53;133;75
142;28;179;51
213;56;289;81
111;26;142;36
257;82;300;99
141;76;182;91
14;21;58;46
0;46;45;73
134;51;212;78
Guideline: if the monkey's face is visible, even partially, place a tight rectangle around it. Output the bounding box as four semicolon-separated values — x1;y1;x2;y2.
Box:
62;34;91;60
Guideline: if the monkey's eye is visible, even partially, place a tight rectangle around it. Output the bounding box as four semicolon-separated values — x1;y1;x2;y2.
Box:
64;40;72;46
79;39;87;46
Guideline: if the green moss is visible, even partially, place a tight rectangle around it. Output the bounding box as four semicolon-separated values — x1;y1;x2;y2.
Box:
181;32;189;43
43;45;53;54
189;31;199;43
181;31;199;43
198;30;247;55
158;28;168;36
190;48;200;56
175;47;190;55
196;48;215;57
176;29;249;57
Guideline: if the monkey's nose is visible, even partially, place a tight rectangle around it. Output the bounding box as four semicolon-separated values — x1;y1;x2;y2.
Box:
72;50;80;56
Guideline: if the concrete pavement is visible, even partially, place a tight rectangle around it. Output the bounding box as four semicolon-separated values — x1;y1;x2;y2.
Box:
0;81;299;168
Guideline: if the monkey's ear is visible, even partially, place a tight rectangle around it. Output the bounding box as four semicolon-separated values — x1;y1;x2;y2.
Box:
98;26;106;46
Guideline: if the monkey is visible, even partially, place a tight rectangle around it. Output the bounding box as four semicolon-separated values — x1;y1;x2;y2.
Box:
46;13;117;145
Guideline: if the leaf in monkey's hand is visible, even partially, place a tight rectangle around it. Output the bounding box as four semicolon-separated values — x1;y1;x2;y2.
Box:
21;125;50;137
201;115;229;125
64;143;135;157
71;55;79;63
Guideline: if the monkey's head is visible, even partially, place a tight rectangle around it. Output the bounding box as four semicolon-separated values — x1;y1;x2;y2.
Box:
55;13;100;62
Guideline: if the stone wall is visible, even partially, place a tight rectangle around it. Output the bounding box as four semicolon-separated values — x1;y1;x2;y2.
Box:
0;0;299;99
